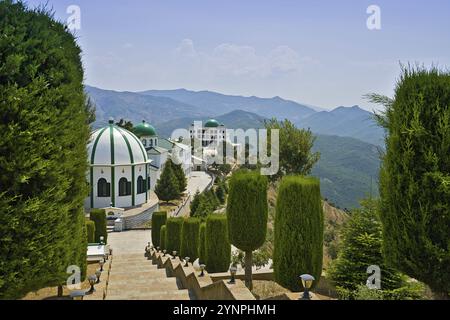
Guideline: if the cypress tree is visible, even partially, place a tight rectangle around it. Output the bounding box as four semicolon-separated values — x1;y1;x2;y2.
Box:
86;220;96;244
151;211;167;247
273;176;324;292
371;66;450;298
0;1;90;299
227;171;268;290
205;215;231;273
154;162;180;203
190;190;201;216
165;217;184;254
169;160;187;196
328;199;404;298
180;217;201;261
160;225;167;251
198;223;207;264
90;209;108;244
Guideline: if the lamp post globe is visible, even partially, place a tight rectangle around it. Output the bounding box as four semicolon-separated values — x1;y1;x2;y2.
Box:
300;274;315;300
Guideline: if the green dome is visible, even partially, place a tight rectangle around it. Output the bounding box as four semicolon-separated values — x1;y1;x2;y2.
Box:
134;120;157;137
204;119;220;128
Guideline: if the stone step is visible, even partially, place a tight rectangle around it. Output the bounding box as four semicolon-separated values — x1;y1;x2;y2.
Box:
111;262;158;270
106;290;190;300
108;271;167;281
107;280;180;292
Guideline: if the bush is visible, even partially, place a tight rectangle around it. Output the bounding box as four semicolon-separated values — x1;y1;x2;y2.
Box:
180;217;200;261
86;220;96;243
227;170;268;289
370;66;450;298
205;215;231;273
273;176;324;292
90;209;108;244
165;217;184;254
160;225;167;250
0;1;91;299
198;223;206;264
151;211;167;247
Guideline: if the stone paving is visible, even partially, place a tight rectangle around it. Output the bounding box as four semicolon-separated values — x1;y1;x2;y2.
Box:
187;171;212;196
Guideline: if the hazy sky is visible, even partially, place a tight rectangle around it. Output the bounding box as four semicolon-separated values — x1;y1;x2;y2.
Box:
25;0;450;111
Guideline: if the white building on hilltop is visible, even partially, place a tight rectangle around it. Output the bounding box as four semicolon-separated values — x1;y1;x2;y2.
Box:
86;119;152;209
189;119;226;147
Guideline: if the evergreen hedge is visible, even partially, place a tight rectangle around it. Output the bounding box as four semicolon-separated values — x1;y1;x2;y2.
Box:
0;1;90;299
151;211;167;247
86;220;96;244
273;176;324;291
227;170;268;289
180;217;200;261
374;66;450;298
205;215;231;273
165;217;184;254
90;209;108;244
198;223;207;264
160;225;167;250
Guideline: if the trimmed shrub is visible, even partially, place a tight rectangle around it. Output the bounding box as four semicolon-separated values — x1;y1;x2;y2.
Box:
86;220;96;244
198;223;207;264
90;209;108;244
371;66;450;298
180;217;201;261
151;211;167;247
165;217;184;254
160;225;167;250
205;215;231;273
0;1;91;299
273;176;324;291
227;170;268;289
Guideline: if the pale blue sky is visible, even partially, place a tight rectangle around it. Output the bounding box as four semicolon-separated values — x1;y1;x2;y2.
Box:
25;0;450;110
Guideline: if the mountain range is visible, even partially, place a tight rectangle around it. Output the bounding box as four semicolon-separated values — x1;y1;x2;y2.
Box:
85;85;384;208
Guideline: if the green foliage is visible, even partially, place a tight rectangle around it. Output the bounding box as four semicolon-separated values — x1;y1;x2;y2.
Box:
369;66;450;298
215;182;226;204
273;176;324;291
165;217;184;254
198;223;206;264
180;217;200;261
265;119;320;181
160;225;167;250
169;160;187;196
86;220;96;244
151;211;167;247
205;215;231;273
0;1;91;298
328;199;404;298
90;209;108;244
154;162;180;202
339;282;427;301
227;171;268;252
115;119;133;131
190;190;201;215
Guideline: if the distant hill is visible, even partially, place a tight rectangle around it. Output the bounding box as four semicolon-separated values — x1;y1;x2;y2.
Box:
85;86;210;127
311;135;381;209
297;106;385;146
139;89;316;123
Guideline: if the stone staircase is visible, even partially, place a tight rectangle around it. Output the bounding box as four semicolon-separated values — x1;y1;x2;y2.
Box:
105;252;191;300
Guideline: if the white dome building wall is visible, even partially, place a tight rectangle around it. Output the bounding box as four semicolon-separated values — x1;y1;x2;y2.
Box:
86;122;152;210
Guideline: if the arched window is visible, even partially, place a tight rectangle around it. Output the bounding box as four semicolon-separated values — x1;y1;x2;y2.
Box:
119;177;131;196
137;176;146;194
97;178;110;197
142;139;147;147
149;139;153;147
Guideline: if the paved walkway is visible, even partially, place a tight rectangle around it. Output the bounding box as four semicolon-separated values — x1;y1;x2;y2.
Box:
187;171;212;196
106;230;190;300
